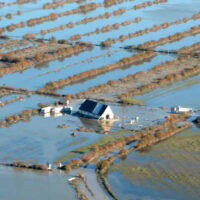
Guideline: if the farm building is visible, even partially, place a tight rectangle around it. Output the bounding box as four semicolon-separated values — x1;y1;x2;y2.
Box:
171;105;193;113
78;99;114;120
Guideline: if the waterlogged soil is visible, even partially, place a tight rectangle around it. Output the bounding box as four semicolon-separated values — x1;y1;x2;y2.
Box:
109;127;200;200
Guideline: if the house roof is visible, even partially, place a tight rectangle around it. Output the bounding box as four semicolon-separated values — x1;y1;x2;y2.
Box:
79;99;108;116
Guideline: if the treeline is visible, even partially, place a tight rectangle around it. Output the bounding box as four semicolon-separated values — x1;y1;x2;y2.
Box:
0;41;93;77
36;51;156;93
60;113;191;171
101;12;200;47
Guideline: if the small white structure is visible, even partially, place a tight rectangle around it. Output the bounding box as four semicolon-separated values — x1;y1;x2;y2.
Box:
78;99;114;120
66;100;70;106
171;105;193;114
41;106;53;114
59;162;63;168
51;106;64;114
130;119;135;125
68;177;76;182
135;116;139;122
40;105;73;115
46;163;52;171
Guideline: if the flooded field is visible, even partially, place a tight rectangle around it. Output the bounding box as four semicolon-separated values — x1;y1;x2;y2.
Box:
109;126;200;200
0;0;200;199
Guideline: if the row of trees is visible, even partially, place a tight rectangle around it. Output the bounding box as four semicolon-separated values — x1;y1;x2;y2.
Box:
0;41;93;77
0;39;29;51
0;108;39;127
0;0;35;8
37;51;156;93
1;0;167;34
74;39;200;100
62;113;191;171
24;8;127;37
138;24;200;49
5;160;50;171
101;12;200;47
27;3;102;26
0;2;103;34
120;64;200;98
43;0;88;9
70;17;142;40
133;0;168;9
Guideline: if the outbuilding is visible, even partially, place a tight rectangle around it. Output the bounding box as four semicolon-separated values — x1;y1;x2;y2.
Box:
171;105;193;113
78;99;114;120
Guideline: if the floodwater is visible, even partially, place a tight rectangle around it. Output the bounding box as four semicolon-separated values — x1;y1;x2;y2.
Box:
0;166;77;200
137;74;200;110
0;0;200;199
108;126;200;200
108;72;200;200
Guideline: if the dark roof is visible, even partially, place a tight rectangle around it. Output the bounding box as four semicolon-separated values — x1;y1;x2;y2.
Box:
98;104;107;116
79;99;98;113
79;99;108;116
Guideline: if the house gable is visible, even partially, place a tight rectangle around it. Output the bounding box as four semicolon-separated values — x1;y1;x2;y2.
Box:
100;106;114;120
79;99;113;120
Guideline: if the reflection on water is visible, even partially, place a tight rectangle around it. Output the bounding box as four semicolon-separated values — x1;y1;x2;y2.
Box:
79;116;114;132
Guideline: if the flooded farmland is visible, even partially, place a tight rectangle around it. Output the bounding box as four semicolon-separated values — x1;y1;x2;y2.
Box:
0;0;200;199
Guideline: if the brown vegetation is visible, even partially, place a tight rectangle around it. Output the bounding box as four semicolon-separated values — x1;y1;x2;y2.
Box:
74;39;200;100
133;0;168;10
120;64;200;98
35;8;129;37
42;0;88;9
138;24;200;49
61;113;192;172
0;85;31;97
36;51;156;93
4;160;50;171
101;12;200;47
0;95;24;107
27;3;102;27
6;22;26;32
70;17;142;41
0;41;93;77
0;108;39;127
5;13;13;19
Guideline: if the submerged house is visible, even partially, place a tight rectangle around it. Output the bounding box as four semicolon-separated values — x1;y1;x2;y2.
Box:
78;99;114;120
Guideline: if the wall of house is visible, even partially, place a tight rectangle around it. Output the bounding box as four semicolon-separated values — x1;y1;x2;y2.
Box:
101;106;114;120
79;110;99;119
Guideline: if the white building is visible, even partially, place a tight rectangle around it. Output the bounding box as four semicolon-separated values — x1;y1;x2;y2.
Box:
40;106;53;114
171;105;193;114
40;105;73;115
78;99;114;120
